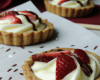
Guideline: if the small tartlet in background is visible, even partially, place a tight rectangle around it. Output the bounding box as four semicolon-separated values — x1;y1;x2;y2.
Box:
44;0;95;18
0;11;54;46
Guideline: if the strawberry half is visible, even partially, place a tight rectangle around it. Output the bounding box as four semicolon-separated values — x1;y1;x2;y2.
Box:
58;0;69;5
18;11;37;21
74;49;90;64
32;50;70;62
56;54;76;80
0;14;22;24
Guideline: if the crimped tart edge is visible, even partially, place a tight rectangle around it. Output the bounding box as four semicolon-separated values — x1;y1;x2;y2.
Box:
0;19;54;46
44;0;94;18
22;48;100;80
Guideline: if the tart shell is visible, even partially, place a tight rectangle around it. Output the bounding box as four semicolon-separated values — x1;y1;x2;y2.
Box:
44;0;95;18
22;48;100;80
0;19;54;46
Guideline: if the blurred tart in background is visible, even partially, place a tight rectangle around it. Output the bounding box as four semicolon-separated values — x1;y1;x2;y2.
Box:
0;11;54;46
44;0;95;18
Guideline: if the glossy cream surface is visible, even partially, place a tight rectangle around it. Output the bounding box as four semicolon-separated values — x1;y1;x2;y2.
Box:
0;14;45;33
31;54;100;80
49;0;88;8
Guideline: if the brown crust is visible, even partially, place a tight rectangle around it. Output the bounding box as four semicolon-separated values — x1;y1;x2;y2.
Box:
0;19;54;46
22;48;100;80
44;0;95;18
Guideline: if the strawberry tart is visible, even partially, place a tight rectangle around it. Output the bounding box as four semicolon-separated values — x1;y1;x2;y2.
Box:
0;11;53;46
22;48;100;80
44;0;94;18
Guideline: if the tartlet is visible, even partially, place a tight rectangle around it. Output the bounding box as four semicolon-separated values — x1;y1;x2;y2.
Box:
0;11;54;46
44;0;95;18
22;48;100;80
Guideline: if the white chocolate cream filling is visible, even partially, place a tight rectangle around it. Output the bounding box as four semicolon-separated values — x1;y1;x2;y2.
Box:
49;0;88;8
31;54;100;80
0;14;46;33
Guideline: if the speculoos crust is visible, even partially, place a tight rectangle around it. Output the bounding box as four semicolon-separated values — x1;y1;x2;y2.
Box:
22;48;100;80
44;0;94;18
0;19;54;46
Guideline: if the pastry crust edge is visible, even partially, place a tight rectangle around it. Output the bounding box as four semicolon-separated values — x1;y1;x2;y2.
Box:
22;48;100;80
0;19;54;46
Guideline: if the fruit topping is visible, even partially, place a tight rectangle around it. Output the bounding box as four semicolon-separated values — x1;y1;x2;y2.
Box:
74;49;90;64
0;14;22;24
58;0;69;5
71;49;92;77
74;55;93;77
32;54;54;63
32;48;93;77
32;50;70;62
18;11;37;21
44;50;70;56
56;54;76;80
3;11;18;16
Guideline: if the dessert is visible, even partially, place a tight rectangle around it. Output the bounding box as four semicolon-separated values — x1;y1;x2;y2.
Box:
22;48;100;80
0;11;53;46
44;0;95;18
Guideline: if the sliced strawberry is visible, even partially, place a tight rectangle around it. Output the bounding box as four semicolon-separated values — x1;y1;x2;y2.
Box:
2;12;8;16
3;11;17;16
0;14;22;24
56;54;76;80
32;50;70;62
58;0;69;5
32;54;54;63
18;11;37;21
74;49;90;64
43;50;70;56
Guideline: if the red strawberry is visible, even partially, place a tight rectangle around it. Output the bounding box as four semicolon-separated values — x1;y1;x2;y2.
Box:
56;54;76;80
43;50;70;56
32;54;54;63
58;0;69;5
32;50;70;62
0;14;22;24
3;11;17;16
74;49;90;64
2;12;8;16
18;11;37;21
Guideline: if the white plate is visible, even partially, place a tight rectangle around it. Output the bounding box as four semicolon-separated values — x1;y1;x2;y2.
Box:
0;1;100;80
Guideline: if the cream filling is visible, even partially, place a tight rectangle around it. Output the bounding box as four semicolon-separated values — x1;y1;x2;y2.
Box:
49;0;88;8
31;58;56;80
0;15;46;33
31;54;100;80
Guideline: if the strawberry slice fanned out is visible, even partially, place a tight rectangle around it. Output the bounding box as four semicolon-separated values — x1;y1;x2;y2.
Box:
74;49;90;64
18;11;37;21
0;14;22;24
32;50;70;62
56;54;77;80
